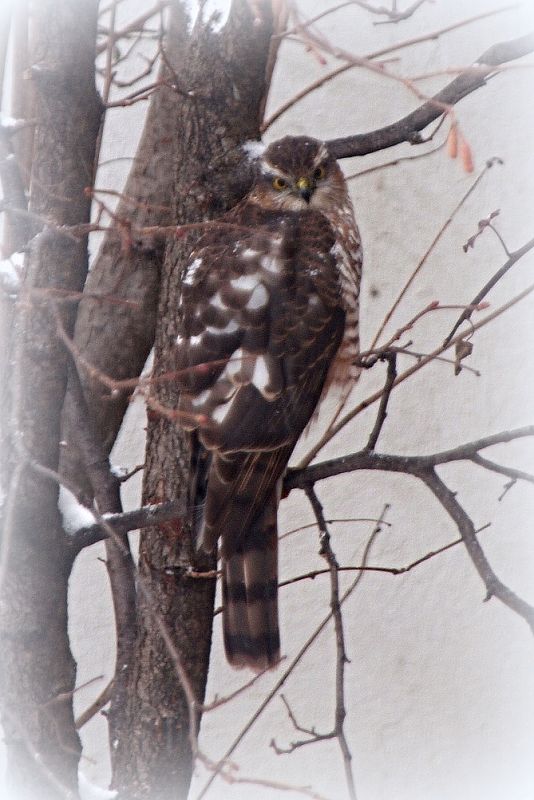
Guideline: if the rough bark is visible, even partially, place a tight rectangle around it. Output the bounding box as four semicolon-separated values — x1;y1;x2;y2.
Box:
0;1;101;798
0;3;33;457
60;3;191;502
0;0;34;257
113;3;276;798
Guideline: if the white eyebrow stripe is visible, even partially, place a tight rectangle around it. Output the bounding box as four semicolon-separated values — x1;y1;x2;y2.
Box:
260;161;290;179
312;144;329;167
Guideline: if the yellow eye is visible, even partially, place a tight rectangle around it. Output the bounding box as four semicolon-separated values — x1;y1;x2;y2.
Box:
272;176;287;190
314;166;326;180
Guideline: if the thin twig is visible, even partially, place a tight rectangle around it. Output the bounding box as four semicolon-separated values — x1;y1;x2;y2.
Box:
262;8;514;131
195;507;389;800
370;159;499;351
372;0;430;25
419;468;534;632
365;352;397;451
443;235;534;346
470;454;534;486
302;485;357;799
279;517;392;541
298;259;534;469
279;523;493;587
96;1;168;54
75;681;114;729
348;0;429;23
346;137;446;181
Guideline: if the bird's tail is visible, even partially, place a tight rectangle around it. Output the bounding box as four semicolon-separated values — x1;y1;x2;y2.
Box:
221;497;280;670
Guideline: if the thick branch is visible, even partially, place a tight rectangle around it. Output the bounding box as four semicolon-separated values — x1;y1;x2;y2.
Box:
326;31;534;159
67;498;187;554
285;426;534;490
68;425;534;551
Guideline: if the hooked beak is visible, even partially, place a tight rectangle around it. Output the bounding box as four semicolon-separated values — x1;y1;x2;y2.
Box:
296;176;313;203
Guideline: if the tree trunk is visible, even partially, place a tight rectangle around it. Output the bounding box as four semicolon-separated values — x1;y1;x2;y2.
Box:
60;3;191;503
0;2;101;798
113;4;276;798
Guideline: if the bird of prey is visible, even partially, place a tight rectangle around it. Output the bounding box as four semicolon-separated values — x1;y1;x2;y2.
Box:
175;136;362;669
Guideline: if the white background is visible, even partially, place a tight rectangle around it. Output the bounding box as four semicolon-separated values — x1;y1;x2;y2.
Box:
3;1;534;799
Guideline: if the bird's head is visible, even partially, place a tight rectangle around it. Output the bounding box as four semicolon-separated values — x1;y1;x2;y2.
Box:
249;136;348;212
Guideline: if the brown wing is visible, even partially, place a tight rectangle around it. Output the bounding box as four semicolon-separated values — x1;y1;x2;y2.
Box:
175;203;345;668
176;202;345;449
175;202;345;550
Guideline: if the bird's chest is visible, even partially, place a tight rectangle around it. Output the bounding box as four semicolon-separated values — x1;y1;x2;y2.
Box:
323;205;363;386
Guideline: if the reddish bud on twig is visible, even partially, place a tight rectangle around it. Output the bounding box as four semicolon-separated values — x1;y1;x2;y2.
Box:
459;134;474;173
447;125;458;159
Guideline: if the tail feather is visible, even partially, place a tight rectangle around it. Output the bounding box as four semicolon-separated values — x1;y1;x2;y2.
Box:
222;500;280;670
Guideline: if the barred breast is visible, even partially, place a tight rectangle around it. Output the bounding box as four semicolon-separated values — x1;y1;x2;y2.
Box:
322;197;362;393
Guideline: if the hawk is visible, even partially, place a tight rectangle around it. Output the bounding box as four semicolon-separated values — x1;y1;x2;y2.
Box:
175;136;362;669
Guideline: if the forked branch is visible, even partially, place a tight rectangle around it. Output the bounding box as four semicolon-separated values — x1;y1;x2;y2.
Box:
326;31;534;159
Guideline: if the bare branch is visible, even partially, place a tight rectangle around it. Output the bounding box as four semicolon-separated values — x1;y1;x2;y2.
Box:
419;469;534;633
346;136;447;181
303;485;357;799
444;235;534;346
279;523;493;587
96;1;169;54
63;351;137;758
287;426;534;492
75;681;114;730
262;8;513;132
364;352;397;451
370;159;500;350
299;263;534;468
326;31;534;159
279;516;392;541
471;455;534;487
286;430;534;633
371;0;430;25
196;507;389;799
69;425;534;554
